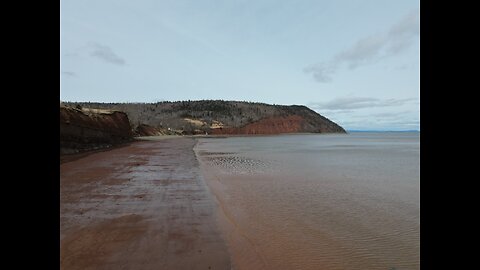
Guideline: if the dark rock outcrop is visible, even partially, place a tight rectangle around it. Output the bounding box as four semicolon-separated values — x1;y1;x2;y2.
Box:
134;124;164;136
60;105;134;154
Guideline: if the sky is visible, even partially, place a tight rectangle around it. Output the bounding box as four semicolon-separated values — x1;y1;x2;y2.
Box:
60;0;419;131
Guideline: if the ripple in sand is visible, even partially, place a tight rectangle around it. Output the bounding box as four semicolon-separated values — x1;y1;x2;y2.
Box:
198;151;237;156
206;156;275;175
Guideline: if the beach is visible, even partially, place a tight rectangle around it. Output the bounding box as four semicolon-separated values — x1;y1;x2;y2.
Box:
60;132;419;270
60;137;230;270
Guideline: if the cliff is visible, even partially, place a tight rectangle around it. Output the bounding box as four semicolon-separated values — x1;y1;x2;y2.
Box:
211;115;312;135
60;105;134;154
63;100;346;135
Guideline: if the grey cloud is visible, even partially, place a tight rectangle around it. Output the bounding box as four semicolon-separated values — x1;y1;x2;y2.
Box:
385;119;419;125
305;10;419;82
344;120;419;130
387;11;420;54
387;37;413;55
322;109;356;115
334;34;388;69
371;111;411;119
309;97;416;111
394;64;412;70
304;64;336;84
303;62;336;82
89;43;126;65
313;104;419;130
314;97;378;110
61;71;76;77
331;115;419;130
388;11;420;37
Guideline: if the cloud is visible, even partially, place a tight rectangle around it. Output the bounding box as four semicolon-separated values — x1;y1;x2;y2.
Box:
387;10;420;54
305;10;419;82
393;64;412;70
328;113;419;131
88;43;126;65
310;97;419;130
303;62;336;82
341;119;419;131
61;71;76;77
371;111;410;119
334;34;388;69
309;97;416;111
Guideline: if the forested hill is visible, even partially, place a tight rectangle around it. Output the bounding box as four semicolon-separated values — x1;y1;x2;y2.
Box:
63;100;346;135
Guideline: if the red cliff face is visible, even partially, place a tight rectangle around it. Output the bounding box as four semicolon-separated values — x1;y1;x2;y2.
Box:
60;106;134;154
211;115;306;135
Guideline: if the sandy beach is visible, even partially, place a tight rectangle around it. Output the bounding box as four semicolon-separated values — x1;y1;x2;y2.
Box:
60;137;231;270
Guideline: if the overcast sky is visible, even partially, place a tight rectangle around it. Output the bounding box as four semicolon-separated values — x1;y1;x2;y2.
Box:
60;0;419;131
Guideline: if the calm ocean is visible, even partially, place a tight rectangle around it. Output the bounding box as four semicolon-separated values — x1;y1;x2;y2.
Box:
195;132;420;270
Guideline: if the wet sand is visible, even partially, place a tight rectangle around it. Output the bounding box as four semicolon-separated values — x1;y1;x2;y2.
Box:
60;138;231;270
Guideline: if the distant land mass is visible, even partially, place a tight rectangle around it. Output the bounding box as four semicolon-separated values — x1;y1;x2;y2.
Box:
60;100;346;156
62;100;346;136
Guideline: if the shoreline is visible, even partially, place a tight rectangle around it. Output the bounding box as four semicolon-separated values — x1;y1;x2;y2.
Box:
193;141;268;270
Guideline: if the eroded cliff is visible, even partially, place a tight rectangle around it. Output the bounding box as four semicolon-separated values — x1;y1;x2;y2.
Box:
211;115;303;134
60;105;134;154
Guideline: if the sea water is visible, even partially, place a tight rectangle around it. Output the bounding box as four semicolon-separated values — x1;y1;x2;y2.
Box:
195;132;420;270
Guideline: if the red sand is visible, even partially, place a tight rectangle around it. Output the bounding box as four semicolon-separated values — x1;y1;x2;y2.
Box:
60;138;231;270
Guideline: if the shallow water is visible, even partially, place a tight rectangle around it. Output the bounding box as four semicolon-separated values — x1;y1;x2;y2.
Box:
195;132;419;270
